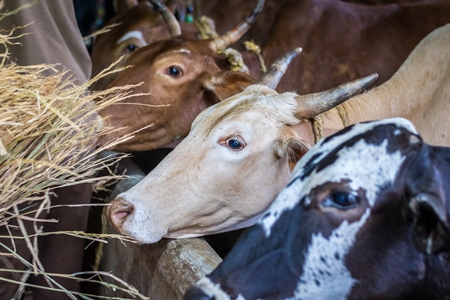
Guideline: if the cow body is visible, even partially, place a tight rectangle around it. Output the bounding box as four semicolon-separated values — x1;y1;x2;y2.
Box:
184;117;450;300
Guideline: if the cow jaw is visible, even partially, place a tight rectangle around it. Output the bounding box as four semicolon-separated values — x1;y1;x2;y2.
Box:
108;109;293;243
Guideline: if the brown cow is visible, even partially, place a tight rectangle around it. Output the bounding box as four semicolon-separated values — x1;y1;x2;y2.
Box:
96;0;264;152
108;23;450;244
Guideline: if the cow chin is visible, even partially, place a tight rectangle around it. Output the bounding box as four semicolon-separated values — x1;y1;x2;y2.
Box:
119;219;168;244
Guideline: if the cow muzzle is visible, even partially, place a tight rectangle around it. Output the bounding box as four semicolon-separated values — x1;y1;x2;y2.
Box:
108;197;134;232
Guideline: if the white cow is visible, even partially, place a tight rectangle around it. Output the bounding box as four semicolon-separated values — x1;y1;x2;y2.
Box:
109;23;450;244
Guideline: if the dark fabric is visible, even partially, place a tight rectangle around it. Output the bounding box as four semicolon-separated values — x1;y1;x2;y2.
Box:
0;1;93;299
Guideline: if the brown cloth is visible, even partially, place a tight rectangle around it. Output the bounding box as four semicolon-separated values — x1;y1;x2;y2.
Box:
0;1;94;299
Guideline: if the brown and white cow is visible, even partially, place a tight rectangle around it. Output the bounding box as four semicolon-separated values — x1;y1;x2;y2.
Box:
96;0;264;152
108;23;450;244
184;117;450;300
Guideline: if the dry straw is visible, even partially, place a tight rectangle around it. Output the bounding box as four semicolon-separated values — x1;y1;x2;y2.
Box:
0;9;151;300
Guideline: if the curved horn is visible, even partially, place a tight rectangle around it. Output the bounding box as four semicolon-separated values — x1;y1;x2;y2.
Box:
295;73;379;119
258;47;302;89
210;0;265;52
148;0;182;36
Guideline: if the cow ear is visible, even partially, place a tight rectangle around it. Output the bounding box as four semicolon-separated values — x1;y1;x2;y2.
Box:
407;193;450;255
203;71;257;101
275;126;310;171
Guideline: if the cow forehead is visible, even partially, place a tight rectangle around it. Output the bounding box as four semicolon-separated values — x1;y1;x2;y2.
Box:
191;85;299;134
116;30;148;45
260;118;418;236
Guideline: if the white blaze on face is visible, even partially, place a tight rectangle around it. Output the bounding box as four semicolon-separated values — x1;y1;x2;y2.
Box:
260;117;417;236
116;30;148;46
291;209;370;300
195;277;232;300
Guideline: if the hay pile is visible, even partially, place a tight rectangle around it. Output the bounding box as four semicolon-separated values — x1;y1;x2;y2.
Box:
0;23;149;300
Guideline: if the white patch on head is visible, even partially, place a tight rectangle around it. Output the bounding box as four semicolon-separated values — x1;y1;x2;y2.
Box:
174;48;191;54
260;118;415;236
291;209;371;300
195;277;232;300
116;30;148;45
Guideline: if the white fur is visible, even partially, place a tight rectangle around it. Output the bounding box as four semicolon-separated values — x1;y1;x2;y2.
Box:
291;209;370;300
116;30;148;45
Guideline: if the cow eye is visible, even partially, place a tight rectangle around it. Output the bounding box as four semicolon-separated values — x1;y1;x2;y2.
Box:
125;44;138;53
167;65;183;77
226;137;246;151
323;191;359;210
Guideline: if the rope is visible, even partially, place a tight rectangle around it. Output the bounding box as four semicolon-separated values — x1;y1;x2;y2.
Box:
194;15;218;39
194;16;250;73
336;104;348;127
244;40;267;73
311;105;348;143
222;48;250;73
312;114;324;143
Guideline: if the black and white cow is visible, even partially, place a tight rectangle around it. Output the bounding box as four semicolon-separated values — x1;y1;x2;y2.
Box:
184;117;450;300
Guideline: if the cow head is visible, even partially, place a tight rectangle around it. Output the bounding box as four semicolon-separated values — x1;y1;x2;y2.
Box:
107;45;378;243
90;2;173;91
96;0;265;152
184;118;450;300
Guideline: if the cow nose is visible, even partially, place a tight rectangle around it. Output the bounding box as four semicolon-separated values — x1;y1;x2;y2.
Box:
183;286;214;300
108;197;134;231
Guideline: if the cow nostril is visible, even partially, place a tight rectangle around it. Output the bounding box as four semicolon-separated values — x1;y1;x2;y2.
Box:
108;197;134;229
183;286;214;300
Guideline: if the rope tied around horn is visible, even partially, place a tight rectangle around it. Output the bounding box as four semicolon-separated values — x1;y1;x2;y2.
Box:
195;16;250;73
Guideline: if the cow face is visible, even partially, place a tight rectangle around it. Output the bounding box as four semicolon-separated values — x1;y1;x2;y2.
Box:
90;3;172;91
185;118;450;300
107;85;309;243
97;37;256;152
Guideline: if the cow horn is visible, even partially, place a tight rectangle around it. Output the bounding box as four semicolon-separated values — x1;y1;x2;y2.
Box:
210;0;265;52
148;0;182;37
295;73;379;119
258;47;302;89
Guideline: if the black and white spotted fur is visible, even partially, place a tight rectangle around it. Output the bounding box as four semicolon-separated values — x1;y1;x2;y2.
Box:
184;117;450;300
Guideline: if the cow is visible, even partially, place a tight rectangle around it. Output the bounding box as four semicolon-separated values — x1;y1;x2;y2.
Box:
95;0;264;152
107;46;378;243
107;22;450;244
90;1;197;91
184;117;450;300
